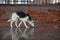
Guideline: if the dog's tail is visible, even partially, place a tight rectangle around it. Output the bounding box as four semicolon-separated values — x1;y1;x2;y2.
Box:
7;19;12;22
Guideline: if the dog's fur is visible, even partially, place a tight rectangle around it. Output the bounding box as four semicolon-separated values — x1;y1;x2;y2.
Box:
8;11;34;28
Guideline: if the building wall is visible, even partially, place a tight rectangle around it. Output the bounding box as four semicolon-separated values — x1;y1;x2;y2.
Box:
0;5;60;23
0;5;60;19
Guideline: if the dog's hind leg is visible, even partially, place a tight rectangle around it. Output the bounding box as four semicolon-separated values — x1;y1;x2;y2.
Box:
15;19;18;27
10;21;14;28
17;21;22;27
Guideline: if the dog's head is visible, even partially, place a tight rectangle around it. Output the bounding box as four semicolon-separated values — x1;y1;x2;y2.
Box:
28;20;35;27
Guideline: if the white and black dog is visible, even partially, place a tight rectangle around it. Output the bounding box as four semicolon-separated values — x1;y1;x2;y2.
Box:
8;11;34;28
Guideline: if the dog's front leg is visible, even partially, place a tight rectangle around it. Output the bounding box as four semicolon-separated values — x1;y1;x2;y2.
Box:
23;21;29;28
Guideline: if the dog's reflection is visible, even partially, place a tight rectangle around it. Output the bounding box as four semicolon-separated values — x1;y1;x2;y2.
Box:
18;28;34;40
2;28;34;40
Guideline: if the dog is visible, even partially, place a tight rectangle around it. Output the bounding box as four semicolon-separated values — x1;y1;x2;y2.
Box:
8;11;34;28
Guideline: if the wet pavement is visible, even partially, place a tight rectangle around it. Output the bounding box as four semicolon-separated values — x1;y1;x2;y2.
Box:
0;23;60;40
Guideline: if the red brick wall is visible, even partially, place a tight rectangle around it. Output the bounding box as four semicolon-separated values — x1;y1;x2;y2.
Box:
29;10;60;24
0;5;60;24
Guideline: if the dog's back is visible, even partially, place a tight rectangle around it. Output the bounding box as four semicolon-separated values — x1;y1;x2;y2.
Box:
16;11;32;21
